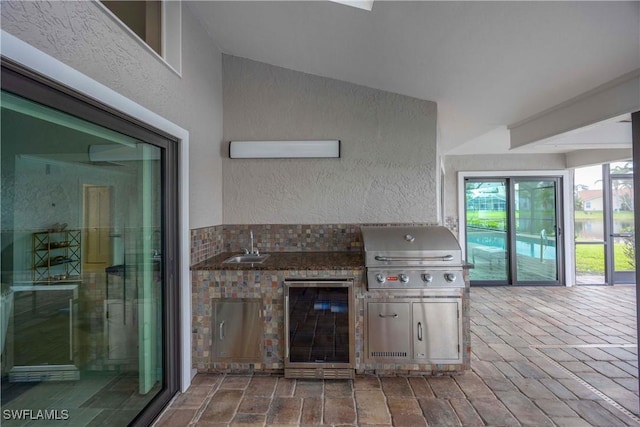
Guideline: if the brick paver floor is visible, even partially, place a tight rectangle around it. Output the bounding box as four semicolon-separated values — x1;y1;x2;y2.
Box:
155;286;639;426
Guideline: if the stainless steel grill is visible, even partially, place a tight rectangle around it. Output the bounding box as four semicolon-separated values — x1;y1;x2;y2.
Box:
361;225;464;290
361;225;467;367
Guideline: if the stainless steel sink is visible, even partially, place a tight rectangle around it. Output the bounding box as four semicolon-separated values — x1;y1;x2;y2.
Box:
223;254;270;264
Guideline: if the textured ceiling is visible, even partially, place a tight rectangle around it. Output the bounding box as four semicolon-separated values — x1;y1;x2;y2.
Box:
189;1;640;156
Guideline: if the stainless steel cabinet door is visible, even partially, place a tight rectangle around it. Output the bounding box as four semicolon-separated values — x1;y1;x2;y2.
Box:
412;299;462;363
212;299;263;362
366;302;411;361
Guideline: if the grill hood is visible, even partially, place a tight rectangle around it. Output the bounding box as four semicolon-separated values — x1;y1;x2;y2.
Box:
361;225;462;267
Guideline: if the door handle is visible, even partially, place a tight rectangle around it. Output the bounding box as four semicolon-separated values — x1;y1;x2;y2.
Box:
219;321;225;340
284;295;289;359
69;298;74;361
417;322;423;341
613;233;634;238
378;313;398;318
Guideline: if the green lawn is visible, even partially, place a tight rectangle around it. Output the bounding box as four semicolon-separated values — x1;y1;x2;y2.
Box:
469;209;634;222
575;243;634;273
574;210;634;221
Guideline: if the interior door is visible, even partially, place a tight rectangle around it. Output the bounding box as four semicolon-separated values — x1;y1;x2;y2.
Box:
83;185;112;271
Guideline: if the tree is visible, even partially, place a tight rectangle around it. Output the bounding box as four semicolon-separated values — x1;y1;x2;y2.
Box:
574;184;588;211
610;162;633;175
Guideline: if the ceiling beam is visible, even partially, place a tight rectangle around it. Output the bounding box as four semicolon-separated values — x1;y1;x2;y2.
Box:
565;148;632;169
509;69;640;150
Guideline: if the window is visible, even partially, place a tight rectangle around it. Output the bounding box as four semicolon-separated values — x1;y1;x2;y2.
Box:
101;1;162;54
99;0;182;74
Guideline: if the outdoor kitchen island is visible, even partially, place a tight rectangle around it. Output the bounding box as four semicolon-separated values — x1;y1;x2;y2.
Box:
191;235;470;377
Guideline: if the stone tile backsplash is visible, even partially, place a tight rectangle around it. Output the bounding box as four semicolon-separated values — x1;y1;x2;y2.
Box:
190;225;224;265
190;222;441;265
223;223;363;253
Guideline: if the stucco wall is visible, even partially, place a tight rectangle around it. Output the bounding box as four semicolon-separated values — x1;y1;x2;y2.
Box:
222;55;438;224
442;153;568;224
1;0;224;229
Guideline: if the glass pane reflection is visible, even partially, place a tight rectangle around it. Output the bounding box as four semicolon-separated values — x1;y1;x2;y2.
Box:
1;90;164;425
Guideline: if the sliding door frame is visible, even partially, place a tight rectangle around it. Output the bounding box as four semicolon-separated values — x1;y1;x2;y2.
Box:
458;170;574;286
510;176;564;285
1;59;180;426
464;178;510;285
606;164;635;285
1;30;191;398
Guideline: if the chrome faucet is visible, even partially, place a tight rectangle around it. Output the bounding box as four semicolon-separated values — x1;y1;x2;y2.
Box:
250;230;259;255
241;230;259;256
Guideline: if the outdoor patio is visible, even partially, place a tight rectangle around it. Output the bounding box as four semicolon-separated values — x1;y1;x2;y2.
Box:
155;285;639;426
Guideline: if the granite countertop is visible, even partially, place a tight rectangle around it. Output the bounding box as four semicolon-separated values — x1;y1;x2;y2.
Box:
191;251;365;271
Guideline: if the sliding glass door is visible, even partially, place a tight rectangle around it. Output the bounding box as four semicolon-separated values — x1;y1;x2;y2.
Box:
574;162;634;285
465;180;509;282
513;179;560;282
609;163;635;284
465;177;563;285
1;62;178;425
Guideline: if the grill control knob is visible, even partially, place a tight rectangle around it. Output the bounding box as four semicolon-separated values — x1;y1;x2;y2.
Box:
444;273;457;283
399;274;409;283
422;274;433;283
375;273;385;283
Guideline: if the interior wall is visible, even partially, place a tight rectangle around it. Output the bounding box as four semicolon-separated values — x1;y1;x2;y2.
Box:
11;158;136;280
442;153;568;226
222;55;438;224
0;0;224;229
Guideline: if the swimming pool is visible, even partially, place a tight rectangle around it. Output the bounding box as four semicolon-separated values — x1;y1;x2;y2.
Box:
467;229;556;261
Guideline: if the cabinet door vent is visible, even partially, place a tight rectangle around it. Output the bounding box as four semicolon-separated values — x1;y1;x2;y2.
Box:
285;367;354;379
371;351;408;358
9;366;80;382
